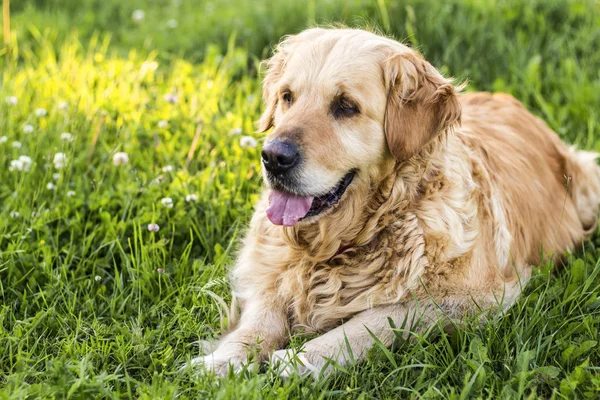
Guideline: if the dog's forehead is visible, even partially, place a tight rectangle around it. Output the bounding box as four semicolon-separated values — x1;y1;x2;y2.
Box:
282;36;386;95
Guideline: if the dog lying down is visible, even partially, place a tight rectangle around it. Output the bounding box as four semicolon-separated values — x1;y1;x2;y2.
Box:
188;28;600;377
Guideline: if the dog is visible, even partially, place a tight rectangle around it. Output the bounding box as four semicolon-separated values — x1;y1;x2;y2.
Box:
189;28;600;377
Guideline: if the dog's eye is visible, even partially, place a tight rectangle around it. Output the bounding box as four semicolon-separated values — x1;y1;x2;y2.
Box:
282;91;293;106
332;97;359;118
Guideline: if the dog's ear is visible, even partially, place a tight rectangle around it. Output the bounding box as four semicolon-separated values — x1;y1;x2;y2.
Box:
257;35;297;133
383;51;462;160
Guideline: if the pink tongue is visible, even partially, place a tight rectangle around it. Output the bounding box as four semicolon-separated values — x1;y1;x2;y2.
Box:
266;190;314;226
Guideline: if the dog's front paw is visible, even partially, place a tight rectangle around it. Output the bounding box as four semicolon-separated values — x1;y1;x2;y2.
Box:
184;348;257;377
269;348;319;378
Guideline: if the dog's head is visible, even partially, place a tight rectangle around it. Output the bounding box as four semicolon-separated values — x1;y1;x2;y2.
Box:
259;28;461;226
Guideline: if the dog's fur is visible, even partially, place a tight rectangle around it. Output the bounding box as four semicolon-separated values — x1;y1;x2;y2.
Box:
190;28;600;377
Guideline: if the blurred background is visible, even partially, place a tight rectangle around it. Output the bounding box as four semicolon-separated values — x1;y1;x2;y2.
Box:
7;1;600;142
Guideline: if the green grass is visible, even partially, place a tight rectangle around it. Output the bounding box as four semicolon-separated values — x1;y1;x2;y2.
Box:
1;0;600;398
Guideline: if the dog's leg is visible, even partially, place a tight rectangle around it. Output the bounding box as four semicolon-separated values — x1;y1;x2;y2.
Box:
270;294;509;378
188;298;288;376
270;302;433;377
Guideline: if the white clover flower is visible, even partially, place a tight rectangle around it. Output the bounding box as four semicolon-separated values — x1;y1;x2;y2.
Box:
140;61;158;73
58;101;69;110
185;194;199;202
157;268;165;274
53;152;67;169
161;197;174;208
53;173;61;181
60;132;74;142
10;211;19;218
12;141;22;149
0;136;7;144
35;108;47;117
163;93;178;104
94;275;101;282
229;127;242;136
6;96;17;106
67;190;76;197
161;165;174;173
147;223;160;232
23;124;34;133
19;156;32;171
167;19;178;28
240;135;257;148
47;182;56;190
113;152;129;166
9;160;23;172
132;9;145;23
157;120;168;129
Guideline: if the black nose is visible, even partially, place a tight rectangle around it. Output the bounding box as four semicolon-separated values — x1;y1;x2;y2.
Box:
261;141;300;175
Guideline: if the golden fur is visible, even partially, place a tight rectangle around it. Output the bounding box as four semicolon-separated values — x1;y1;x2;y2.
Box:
189;28;600;377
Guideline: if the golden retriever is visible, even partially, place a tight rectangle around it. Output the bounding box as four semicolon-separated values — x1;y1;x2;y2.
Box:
189;28;600;377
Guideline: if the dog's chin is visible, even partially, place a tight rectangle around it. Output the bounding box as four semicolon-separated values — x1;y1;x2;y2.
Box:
265;171;356;227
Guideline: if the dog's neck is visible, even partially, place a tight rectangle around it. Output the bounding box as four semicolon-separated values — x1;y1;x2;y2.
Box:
283;132;447;263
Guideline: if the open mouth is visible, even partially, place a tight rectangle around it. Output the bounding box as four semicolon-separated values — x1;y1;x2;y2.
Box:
266;171;355;226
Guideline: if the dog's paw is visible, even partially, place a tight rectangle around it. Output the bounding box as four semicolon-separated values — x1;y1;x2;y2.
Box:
182;349;257;377
269;349;319;378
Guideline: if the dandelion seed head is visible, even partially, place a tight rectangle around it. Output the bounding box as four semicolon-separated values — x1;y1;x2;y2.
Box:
67;190;76;197
23;124;34;134
157;120;168;129
6;96;17;106
47;182;56;190
35;108;47;117
229;127;242;136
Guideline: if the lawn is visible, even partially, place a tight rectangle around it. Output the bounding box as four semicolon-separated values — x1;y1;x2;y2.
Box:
1;0;599;398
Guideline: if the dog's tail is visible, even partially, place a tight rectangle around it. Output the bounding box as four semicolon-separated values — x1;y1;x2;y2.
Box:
567;147;600;235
